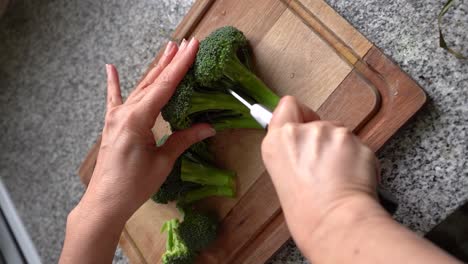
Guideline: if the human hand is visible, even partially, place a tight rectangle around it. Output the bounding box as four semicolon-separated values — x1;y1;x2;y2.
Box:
261;96;389;257
75;38;215;226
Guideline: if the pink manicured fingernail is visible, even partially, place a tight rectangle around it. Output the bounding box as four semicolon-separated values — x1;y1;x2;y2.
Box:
187;37;197;49
198;127;216;139
179;39;187;50
164;41;175;55
105;64;111;76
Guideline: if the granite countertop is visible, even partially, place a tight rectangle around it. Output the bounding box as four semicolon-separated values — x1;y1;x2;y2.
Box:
0;0;466;263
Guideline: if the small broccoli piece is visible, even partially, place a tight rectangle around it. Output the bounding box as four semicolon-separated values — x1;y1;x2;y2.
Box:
187;140;214;163
161;219;195;264
180;156;235;188
194;26;280;110
153;136;183;203
178;185;235;206
161;71;261;131
152;160;183;204
178;208;218;252
152;139;236;205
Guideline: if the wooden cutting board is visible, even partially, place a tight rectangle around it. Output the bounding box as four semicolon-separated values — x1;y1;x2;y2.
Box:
78;0;426;263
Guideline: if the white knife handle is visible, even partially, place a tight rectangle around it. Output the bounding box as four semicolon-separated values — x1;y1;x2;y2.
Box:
250;104;273;129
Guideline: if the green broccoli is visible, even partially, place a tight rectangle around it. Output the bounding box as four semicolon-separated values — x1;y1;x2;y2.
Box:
187;140;214;163
153;155;236;205
178;208;218;252
152;136;236;205
161;71;261;131
161;209;219;263
177;185;235;206
152;159;184;203
161;219;194;264
153;137;200;204
194;26;280;110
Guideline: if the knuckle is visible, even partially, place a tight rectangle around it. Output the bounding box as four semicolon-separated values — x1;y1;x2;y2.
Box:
123;110;139;125
310;121;327;130
104;108;120;128
138;80;151;90
334;127;352;141
157;72;173;88
280;122;301;144
336;127;351;136
281;95;297;106
308;122;326;135
282;122;298;135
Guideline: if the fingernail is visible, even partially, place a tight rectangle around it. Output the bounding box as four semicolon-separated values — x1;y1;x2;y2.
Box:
198;127;216;139
105;64;111;76
164;41;174;55
188;37;196;48
179;39;187;50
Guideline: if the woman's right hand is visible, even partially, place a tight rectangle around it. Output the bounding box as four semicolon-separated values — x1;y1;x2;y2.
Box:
261;96;390;258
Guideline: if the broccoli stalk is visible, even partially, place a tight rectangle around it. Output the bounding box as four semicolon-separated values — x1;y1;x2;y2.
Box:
194;26;280;110
179;186;235;205
220;52;279;110
162;72;261;131
152;149;236;205
187;90;261;131
177;156;236;205
187;90;247;115
180;157;235;187
161;219;194;264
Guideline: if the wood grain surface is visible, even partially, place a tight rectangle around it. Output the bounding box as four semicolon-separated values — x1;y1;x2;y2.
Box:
77;0;426;263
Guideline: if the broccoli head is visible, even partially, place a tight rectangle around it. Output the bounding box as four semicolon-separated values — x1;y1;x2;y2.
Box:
161;219;195;264
152;159;183;204
194;26;280;109
161;71;261;131
178;208;218;252
187;140;214;163
152;138;236;205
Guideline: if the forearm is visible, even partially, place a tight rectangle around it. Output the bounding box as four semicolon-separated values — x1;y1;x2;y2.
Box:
301;198;460;264
59;195;127;264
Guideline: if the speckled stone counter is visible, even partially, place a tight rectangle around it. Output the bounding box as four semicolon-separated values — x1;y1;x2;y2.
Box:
0;0;466;263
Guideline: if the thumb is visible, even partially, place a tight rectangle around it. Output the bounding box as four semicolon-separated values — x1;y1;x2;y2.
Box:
269;96;320;129
159;123;216;160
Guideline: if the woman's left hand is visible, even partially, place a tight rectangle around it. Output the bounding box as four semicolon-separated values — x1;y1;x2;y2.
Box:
60;38;215;263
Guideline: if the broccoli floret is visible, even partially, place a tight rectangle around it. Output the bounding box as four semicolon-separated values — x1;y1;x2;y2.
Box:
194;26;280;110
153;138;199;204
152;143;236;205
187;140;214;163
161;71;261;131
161;219;195;264
178;208;218;252
152;159;183;204
161;210;219;263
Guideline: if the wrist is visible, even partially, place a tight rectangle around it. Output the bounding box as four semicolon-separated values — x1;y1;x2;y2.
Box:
299;195;392;261
61;194;127;264
67;193;128;235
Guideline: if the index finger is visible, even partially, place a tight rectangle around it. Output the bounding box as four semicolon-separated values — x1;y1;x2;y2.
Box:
137;38;199;127
269;96;320;129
